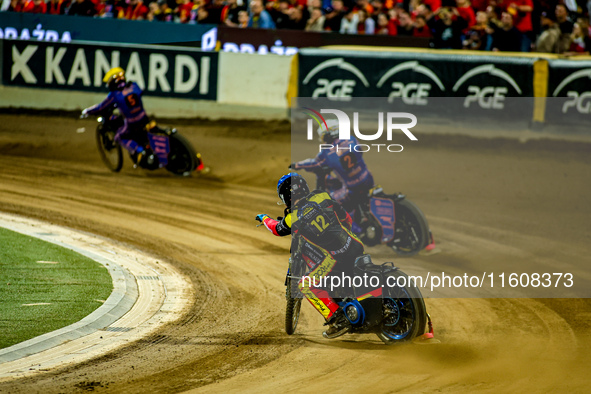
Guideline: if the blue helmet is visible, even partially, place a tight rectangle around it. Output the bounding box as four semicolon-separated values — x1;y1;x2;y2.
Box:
277;172;309;206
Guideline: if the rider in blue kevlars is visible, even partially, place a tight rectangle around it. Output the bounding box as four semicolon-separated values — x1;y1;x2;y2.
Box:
82;67;154;167
291;119;374;226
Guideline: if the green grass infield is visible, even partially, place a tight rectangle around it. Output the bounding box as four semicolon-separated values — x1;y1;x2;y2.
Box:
0;227;113;349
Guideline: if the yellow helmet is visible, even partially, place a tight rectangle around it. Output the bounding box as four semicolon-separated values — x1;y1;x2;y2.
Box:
103;67;126;91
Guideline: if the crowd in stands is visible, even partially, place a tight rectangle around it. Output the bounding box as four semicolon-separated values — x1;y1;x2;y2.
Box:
3;0;590;54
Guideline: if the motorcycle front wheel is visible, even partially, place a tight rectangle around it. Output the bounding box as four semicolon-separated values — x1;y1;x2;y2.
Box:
285;277;302;335
96;125;123;172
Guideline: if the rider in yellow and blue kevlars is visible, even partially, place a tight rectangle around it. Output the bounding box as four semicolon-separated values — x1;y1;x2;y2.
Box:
256;172;365;339
81;67;154;167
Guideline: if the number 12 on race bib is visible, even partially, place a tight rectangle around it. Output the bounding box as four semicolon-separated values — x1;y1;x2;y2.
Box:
311;215;329;233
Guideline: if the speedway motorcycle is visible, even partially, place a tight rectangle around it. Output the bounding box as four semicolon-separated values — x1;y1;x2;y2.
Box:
94;111;204;176
297;166;432;256
284;254;432;344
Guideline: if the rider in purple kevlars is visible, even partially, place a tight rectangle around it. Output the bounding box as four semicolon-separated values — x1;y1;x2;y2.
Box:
291;119;375;222
82;67;153;166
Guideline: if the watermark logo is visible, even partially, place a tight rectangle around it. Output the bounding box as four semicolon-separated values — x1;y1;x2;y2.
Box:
302;108;417;152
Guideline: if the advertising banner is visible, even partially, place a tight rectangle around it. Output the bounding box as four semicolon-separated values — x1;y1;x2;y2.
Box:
298;49;535;123
545;59;591;127
2;39;218;100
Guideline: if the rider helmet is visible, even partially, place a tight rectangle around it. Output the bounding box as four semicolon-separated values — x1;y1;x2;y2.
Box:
317;119;340;144
103;67;126;91
277;172;309;207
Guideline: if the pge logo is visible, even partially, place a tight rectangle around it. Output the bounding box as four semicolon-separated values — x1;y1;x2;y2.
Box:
552;69;591;114
376;61;445;105
453;64;522;109
302;58;370;100
302;108;417;153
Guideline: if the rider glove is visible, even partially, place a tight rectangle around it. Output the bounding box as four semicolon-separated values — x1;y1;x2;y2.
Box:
256;214;270;223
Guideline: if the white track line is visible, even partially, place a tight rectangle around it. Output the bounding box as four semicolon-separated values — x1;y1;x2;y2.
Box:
0;212;194;382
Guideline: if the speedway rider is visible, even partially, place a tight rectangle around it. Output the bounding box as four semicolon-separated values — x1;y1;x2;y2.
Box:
290;119;374;224
256;173;365;339
82;67;154;167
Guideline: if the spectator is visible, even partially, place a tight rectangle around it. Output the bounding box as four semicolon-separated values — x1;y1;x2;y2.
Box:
7;0;25;11
428;6;467;48
464;10;493;49
486;4;501;27
357;8;375;33
492;11;522;51
248;0;276;28
146;1;159;20
423;0;441;12
355;0;373;14
416;3;433;20
237;9;249;27
67;0;96;16
46;0;70;14
555;4;574;34
507;0;534;51
177;0;196;23
340;9;359;33
324;0;346;31
307;0;322;13
370;0;384;19
199;0;224;23
376;12;397;34
223;0;247;26
197;5;210;23
471;0;487;12
286;6;308;29
535;11;562;53
456;0;476;29
94;0;117;18
413;14;432;37
121;0;149;20
155;0;174;21
306;7;326;31
22;0;47;12
565;20;591;55
396;10;414;35
269;0;292;29
463;29;486;49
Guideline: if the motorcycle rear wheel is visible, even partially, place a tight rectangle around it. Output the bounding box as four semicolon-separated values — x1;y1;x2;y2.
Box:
96;125;123;172
166;133;197;176
377;270;427;345
389;199;430;256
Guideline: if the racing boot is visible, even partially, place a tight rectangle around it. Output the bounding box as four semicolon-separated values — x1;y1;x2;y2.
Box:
134;147;156;169
132;147;145;168
322;309;351;339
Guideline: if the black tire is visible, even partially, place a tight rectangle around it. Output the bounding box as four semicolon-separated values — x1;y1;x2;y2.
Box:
166;133;197;176
285;277;302;335
96;125;123;172
377;270;427;345
390;199;430;256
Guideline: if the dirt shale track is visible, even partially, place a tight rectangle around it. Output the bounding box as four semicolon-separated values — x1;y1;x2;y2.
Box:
0;114;590;393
